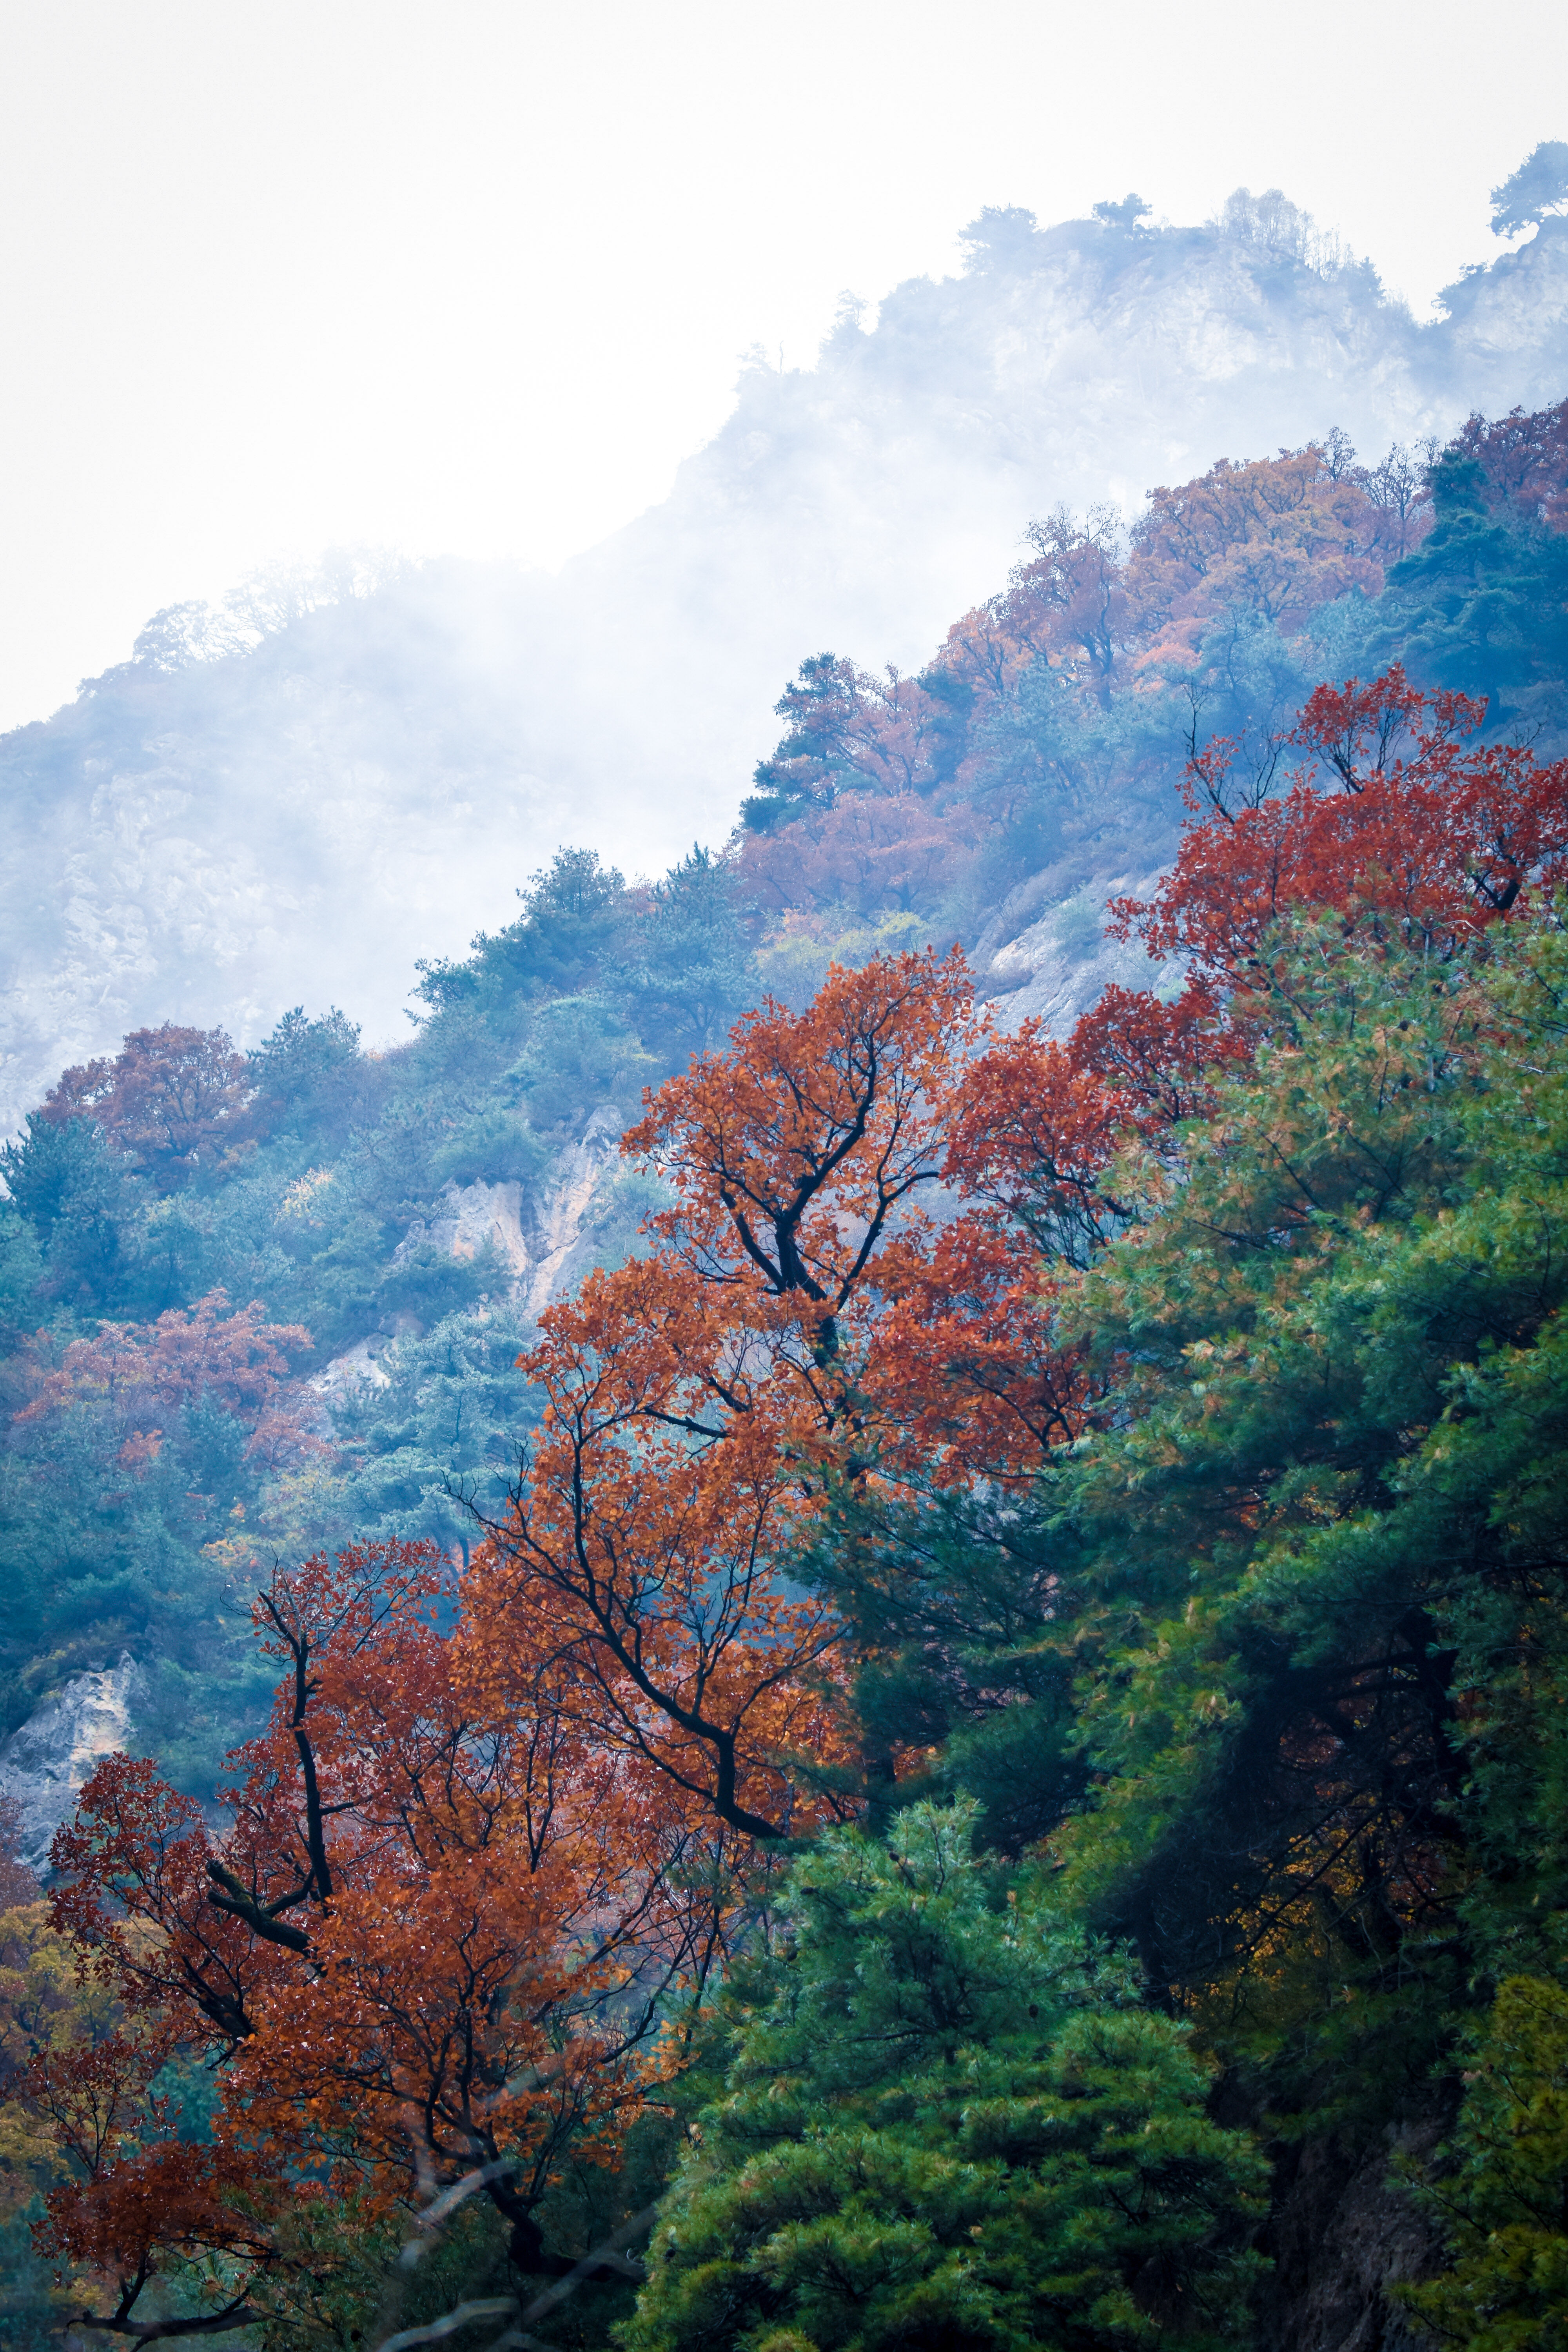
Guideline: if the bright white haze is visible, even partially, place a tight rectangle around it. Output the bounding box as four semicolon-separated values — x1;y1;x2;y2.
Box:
0;0;1563;735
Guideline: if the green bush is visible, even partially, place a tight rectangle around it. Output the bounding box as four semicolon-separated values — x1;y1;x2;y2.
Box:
1399;1975;1568;2350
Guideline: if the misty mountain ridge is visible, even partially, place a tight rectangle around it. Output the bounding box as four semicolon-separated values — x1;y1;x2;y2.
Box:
3;180;1567;1132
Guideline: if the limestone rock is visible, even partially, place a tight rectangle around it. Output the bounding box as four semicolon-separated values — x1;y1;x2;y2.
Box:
387;1128;624;1323
0;1654;147;1874
394;1177;530;1286
520;1116;622;1320
309;1332;395;1401
981;867;1174;1040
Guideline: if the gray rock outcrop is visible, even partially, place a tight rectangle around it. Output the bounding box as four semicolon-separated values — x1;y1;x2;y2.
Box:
0;1653;147;1875
392;1176;531;1290
386;1126;626;1323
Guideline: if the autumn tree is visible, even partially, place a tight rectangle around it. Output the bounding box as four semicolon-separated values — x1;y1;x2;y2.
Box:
462;951;980;1837
0;1290;328;1768
898;666;1568;1444
0;1791;178;2347
44;1024;254;1188
739;790;980;920
1451;393;1568;531
35;1539;752;2337
1109;664;1568;976
736;443;1455;926
741;656;1567;1899
1123;447;1396;665
15;1289;321;1488
33;651;1568;2344
738;657;975;918
933;506;1126;717
1353;437;1436;559
25;955;1001;2337
1011;502;1131;708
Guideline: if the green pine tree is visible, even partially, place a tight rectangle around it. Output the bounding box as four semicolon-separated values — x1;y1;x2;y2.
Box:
624;1802;1267;2352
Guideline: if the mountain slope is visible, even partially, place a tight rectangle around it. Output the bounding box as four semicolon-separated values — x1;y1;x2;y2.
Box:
3;196;1567;1131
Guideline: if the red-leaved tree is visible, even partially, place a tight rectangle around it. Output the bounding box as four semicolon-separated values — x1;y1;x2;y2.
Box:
45;1024;253;1187
37;1541;753;2333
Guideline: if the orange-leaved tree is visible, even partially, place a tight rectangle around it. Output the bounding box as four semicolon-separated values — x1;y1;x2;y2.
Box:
735;448;1449;927
15;1289;319;1482
1122;445;1403;667
461;951;981;1838
36;1540;748;2334
44;1024;254;1187
938;667;1568;1316
821;667;1568;1508
740;790;982;919
1120;665;1568;971
955;503;1131;711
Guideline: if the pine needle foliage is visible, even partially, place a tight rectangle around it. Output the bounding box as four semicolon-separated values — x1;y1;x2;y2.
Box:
624;1802;1267;2352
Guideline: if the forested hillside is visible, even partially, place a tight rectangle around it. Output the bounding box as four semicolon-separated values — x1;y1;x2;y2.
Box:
6;172;1568;1135
4;373;1568;2348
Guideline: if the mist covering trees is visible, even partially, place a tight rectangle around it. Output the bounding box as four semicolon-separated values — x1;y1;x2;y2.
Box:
1490;141;1568;237
7;162;1568;1143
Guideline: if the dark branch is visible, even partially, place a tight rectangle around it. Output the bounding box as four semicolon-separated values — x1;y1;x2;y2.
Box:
77;2297;261;2343
205;1860;311;1953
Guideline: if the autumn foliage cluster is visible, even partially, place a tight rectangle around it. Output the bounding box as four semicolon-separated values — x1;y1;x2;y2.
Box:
42;1026;254;1190
739;401;1568;933
16;1292;321;1485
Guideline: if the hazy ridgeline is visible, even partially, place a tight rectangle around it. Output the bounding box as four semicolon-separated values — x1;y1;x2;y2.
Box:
3;185;1568;1134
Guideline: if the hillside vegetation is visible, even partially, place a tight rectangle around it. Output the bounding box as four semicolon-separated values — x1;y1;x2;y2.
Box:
3;383;1568;2348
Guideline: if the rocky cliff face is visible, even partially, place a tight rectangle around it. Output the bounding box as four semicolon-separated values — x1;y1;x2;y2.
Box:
310;1122;630;1403
0;1653;146;1874
1261;2107;1455;2352
393;1175;532;1291
973;849;1176;1039
4;203;1565;1134
389;1118;626;1320
510;1115;628;1319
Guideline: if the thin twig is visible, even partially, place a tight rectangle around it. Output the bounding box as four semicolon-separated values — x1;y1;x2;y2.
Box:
373;2204;659;2352
374;2299;518;2352
399;2161;516;2267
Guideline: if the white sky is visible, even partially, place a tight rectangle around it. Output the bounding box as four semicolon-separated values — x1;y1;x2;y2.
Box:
1;0;1563;735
